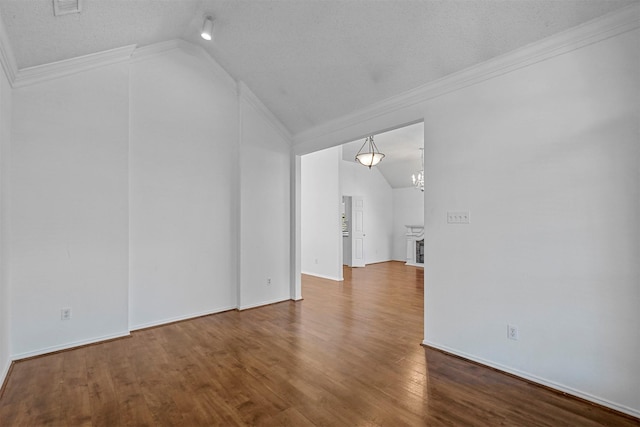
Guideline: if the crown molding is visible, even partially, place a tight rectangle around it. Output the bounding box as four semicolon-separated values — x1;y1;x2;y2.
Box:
130;39;185;62
13;45;136;88
0;12;18;85
293;3;640;148
239;81;293;145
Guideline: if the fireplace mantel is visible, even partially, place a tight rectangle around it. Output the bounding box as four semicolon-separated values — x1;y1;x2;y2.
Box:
405;225;424;267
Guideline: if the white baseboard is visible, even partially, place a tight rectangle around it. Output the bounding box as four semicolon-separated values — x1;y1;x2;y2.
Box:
301;271;343;281
238;297;291;311
0;358;11;390
405;261;424;268
12;331;131;361
423;340;640;419
130;305;237;331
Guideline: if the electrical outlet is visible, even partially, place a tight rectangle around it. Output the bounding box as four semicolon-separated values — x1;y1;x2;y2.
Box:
267;278;271;286
61;308;72;321
314;258;318;264
507;324;519;340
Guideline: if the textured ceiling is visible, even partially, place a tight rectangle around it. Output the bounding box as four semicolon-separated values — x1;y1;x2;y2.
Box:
0;0;202;66
342;122;424;189
0;0;635;136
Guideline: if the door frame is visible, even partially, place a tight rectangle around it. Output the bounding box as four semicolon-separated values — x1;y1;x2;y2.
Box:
291;119;425;300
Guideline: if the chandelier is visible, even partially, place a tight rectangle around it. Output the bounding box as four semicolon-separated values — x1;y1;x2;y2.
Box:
355;135;385;168
412;148;424;192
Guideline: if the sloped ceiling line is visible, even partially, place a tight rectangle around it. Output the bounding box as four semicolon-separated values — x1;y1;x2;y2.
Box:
132;39;238;97
239;81;293;144
1;3;637;147
292;3;640;150
0;15;17;84
0;24;292;146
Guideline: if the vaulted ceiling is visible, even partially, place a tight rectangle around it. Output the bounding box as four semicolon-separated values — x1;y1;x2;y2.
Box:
0;0;634;138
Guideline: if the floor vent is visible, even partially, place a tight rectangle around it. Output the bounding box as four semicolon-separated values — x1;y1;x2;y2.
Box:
53;0;82;16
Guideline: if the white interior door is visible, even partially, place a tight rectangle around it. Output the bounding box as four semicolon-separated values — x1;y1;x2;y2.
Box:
351;196;365;267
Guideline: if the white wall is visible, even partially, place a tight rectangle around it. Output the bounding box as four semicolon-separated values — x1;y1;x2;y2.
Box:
341;160;393;264
392;187;424;261
238;87;291;309
0;41;297;363
10;63;130;357
0;59;12;384
301;146;342;280
301;150;395;278
129;49;238;329
0;42;295;361
423;29;640;416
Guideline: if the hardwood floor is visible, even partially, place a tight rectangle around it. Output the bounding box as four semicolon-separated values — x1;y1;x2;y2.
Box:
0;261;637;426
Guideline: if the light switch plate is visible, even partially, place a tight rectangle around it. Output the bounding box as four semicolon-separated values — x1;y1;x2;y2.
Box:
447;211;470;224
61;308;72;320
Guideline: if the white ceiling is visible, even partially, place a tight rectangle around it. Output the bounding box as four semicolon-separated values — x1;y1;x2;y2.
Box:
0;0;634;136
342;122;424;189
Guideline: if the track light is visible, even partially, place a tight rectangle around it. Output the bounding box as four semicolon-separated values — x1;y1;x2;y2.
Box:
201;16;214;41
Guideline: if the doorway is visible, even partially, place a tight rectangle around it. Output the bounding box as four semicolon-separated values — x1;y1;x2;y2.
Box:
296;120;424;296
342;196;352;266
342;195;365;268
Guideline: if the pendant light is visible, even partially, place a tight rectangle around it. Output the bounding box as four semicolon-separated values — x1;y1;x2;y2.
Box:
355;136;385;169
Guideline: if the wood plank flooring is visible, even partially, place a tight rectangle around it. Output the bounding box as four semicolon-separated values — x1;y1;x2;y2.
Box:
1;261;637;426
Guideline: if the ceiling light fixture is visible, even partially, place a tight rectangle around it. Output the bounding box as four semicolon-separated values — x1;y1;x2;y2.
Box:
412;148;424;192
201;16;214;41
355;135;385;169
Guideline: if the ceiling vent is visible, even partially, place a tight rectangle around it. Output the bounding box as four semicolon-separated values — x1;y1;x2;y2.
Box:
53;0;81;16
